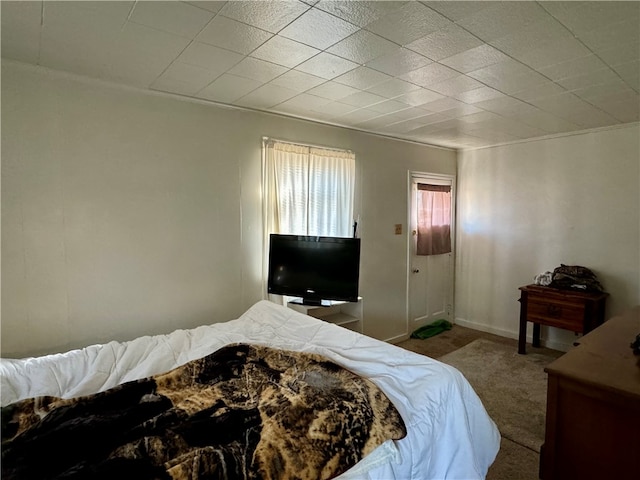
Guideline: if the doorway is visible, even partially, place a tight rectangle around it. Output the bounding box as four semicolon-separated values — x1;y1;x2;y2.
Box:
407;172;455;333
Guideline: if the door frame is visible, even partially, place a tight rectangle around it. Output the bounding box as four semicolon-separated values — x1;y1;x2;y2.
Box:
405;171;457;335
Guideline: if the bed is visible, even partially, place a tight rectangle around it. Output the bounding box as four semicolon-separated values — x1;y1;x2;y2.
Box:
1;300;500;479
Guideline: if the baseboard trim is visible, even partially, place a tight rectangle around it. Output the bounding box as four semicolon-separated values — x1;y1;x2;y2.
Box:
385;332;410;344
454;317;573;352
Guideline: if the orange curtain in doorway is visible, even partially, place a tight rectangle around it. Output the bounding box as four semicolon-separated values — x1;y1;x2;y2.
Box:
416;184;451;256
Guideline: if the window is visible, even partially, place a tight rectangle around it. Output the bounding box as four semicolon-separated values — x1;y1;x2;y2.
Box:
262;139;355;237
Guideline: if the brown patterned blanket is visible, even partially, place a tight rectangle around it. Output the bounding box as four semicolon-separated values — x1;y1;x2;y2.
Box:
1;343;406;480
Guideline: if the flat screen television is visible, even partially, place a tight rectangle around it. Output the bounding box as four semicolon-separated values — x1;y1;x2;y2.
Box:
267;234;361;306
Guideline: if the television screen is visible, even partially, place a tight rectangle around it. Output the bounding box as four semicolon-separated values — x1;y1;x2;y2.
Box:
267;234;361;305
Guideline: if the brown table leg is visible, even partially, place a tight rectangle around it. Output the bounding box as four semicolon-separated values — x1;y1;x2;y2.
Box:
532;322;541;348
518;295;528;354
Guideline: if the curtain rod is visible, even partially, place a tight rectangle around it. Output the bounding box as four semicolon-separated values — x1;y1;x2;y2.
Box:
262;136;354;155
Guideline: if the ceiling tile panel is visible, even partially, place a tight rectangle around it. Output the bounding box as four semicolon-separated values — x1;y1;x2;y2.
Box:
375;118;426;133
315;1;409;28
333;66;392;89
420;97;470;113
596;42;640;67
611;61;640;91
198;73;263;103
489;16;575;59
574;84;638;107
279;8;359;50
440;44;510;74
250;36;320;68
516;109;586;135
511;82;567;102
228;57;288;83
270;69;326;92
389;106;434;121
422;1;496;22
177;42;244;73
457;1;550;43
219;1;310;34
116;20;192;61
306;81;361;101
453;86;505;104
129;1;213;37
427;74;484;96
365;1;452;45
234;83;299;109
365;48;432;76
295;52;359;80
528;92;602;118
541;1;639;36
577;18;640;54
512;38;592;70
538;55;610;82
351;113;404;129
458;111;505;125
327;30;399;64
472;96;531;116
340;90;386;108
196;16;273;55
467;59;543;88
185;2;226;14
334;107;382;125
405;23;483;61
273;93;332;113
400;63;459;88
394;88;445;107
556;68;625;91
557;108;620;130
367;99;411;115
310;101;357;118
365;78;421;97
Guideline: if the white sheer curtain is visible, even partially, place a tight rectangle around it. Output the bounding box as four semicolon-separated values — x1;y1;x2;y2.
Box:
262;138;356;298
308;147;355;237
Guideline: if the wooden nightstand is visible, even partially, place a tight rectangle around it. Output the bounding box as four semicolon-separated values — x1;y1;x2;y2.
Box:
517;284;608;354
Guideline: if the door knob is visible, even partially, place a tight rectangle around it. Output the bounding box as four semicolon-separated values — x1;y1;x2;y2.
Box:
413;269;420;273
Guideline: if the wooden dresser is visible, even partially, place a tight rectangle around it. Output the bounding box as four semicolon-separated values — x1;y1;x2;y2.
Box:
518;284;608;354
540;307;640;480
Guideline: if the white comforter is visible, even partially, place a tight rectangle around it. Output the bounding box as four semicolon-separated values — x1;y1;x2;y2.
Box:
1;300;500;479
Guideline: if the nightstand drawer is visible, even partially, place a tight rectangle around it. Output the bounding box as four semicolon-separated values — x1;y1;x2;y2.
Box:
527;298;584;331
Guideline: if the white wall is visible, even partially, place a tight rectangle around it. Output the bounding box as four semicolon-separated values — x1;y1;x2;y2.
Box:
1;61;456;358
456;124;640;350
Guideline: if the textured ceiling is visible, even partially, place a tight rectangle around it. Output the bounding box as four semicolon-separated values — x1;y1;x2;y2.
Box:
2;1;639;149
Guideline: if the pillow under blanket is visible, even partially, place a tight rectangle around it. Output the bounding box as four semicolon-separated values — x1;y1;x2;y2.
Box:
1;343;406;480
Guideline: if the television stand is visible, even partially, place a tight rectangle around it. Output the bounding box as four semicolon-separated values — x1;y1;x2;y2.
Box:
289;298;331;307
287;298;363;333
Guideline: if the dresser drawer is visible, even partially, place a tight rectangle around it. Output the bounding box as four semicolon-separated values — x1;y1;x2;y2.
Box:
527;297;585;331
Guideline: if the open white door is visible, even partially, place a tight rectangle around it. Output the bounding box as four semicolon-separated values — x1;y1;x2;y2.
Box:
407;172;455;332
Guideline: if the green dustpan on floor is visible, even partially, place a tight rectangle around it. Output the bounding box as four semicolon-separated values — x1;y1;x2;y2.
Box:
411;319;453;339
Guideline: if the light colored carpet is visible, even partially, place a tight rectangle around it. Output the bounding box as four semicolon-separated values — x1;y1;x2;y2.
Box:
438;338;560;453
487;437;540;480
